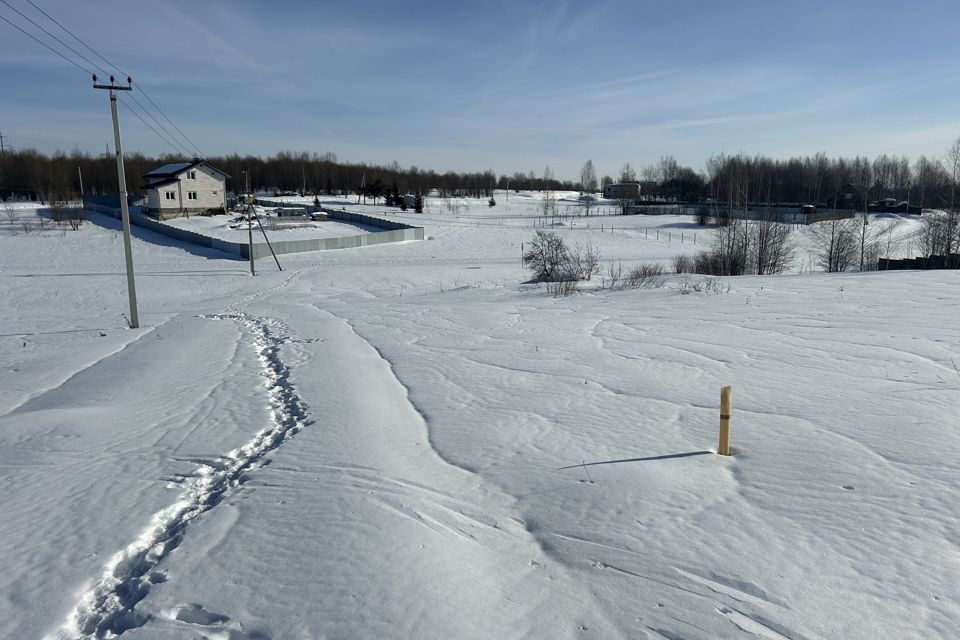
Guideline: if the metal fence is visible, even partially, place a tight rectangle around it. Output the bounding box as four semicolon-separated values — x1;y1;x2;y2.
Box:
82;197;423;259
878;254;960;270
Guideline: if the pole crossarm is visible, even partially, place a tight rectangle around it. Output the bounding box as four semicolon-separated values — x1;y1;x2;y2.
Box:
92;73;132;92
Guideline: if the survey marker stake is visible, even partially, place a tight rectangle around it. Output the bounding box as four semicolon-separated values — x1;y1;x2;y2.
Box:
718;385;732;456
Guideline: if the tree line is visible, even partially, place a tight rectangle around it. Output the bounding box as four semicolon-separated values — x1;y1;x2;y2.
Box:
0;149;502;202
2;143;960;212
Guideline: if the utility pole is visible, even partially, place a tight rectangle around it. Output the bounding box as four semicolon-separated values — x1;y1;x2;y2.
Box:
0;130;7;159
248;202;255;276
93;75;139;329
78;166;84;197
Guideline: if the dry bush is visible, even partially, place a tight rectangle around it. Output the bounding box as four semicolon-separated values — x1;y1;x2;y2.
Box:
625;262;666;289
672;254;694;274
523;231;569;281
545;277;579;297
606;261;623;289
569;241;602;280
677;276;731;295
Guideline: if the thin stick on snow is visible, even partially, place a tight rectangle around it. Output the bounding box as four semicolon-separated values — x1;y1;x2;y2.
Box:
581;460;594;483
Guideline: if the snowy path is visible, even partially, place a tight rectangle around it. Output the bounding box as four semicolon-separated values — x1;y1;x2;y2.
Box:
47;313;310;638
111;294;627;638
21;268;624;639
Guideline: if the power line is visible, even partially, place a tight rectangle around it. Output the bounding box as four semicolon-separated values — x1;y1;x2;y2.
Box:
0;12;91;74
0;0;105;74
123;91;194;156
25;0;122;74
116;95;187;156
20;0;204;158
132;84;204;158
0;2;193;157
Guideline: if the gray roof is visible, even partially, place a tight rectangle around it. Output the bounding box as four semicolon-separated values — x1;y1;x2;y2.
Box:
143;160;231;181
145;162;193;177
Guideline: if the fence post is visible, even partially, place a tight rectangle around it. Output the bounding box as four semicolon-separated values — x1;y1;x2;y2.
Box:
719;386;732;455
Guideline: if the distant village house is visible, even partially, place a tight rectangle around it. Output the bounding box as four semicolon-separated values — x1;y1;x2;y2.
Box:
602;182;640;200
143;159;229;219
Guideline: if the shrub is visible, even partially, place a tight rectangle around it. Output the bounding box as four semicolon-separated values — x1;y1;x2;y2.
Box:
545;277;579;297
523;231;570;281
625;262;666;288
606;261;623;289
677;276;730;295
672;254;694;274
568;241;602;281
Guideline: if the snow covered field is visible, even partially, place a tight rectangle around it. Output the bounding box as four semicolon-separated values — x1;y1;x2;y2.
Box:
1;197;957;639
160;212;381;243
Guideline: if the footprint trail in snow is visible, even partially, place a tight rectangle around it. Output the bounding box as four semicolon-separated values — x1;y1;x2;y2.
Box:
47;313;309;639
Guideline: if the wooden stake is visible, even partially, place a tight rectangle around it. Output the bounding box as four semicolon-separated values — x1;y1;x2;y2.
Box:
719;386;732;455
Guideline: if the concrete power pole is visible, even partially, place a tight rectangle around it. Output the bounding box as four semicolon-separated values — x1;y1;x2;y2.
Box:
93;75;139;329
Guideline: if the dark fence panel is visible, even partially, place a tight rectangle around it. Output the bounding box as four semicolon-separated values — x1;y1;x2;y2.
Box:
878;254;960;270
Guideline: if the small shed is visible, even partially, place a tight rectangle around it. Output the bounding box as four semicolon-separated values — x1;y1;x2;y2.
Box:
603;182;641;200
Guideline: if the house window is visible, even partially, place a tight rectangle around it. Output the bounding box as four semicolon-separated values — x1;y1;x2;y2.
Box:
188;191;198;200
187;171;197;180
165;191;176;200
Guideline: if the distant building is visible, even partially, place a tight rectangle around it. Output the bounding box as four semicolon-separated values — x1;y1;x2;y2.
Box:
602;182;641;200
869;198;921;215
143;159;229;218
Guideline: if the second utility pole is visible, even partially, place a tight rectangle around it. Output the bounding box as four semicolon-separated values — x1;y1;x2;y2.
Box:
93;75;139;328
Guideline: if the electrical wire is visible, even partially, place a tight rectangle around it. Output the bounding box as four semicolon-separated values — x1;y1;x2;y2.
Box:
0;11;90;74
0;0;202;158
132;84;204;158
23;0;204;157
117;95;190;157
24;0;120;74
0;0;105;75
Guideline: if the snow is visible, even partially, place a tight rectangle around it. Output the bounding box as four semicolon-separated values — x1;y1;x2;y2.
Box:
159;209;381;242
1;196;956;639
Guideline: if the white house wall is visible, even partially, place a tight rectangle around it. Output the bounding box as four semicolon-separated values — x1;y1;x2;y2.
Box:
146;164;228;217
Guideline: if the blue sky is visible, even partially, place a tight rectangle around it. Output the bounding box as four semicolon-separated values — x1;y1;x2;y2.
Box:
2;0;960;180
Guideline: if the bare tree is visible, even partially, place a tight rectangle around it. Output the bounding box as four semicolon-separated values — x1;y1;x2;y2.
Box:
541;190;557;218
752;213;794;275
620;162;637;182
913;212;959;257
806;218;858;272
945;136;960;254
523;231;569;281
694;218;749;275
856;210;874;270
571;241;602;280
580;159;597;194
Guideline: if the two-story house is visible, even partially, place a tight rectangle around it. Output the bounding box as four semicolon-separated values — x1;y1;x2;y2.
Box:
143;159;229;218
